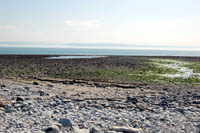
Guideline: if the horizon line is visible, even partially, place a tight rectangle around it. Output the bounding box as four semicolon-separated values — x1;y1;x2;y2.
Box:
1;46;200;51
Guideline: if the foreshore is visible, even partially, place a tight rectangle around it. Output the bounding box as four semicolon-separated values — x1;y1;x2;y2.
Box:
0;55;200;132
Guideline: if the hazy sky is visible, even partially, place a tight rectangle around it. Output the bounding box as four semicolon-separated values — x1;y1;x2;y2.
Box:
0;0;200;47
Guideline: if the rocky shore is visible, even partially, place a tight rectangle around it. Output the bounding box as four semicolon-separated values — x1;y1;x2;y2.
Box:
0;78;200;133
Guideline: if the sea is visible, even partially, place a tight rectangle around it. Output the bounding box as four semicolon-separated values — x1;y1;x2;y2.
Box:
0;47;200;57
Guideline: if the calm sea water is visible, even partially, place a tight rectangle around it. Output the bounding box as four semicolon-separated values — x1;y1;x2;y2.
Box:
47;56;106;59
0;47;200;57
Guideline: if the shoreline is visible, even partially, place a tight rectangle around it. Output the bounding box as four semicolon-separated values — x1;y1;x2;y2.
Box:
1;55;200;85
0;55;200;132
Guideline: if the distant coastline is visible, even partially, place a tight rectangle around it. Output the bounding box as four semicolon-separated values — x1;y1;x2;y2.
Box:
0;42;200;50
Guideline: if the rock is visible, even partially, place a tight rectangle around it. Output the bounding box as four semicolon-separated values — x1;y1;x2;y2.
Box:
0;102;5;108
90;127;101;133
110;126;143;133
61;110;67;114
21;103;30;112
53;110;59;114
5;105;16;113
107;98;116;101
136;104;146;111
28;110;33;116
74;128;89;133
44;125;60;133
174;108;185;114
197;124;200;130
163;88;169;91
38;90;45;96
159;100;168;107
16;97;24;102
25;97;31;100
58;118;72;128
16;123;24;128
24;87;30;91
192;101;200;104
48;84;54;88
104;131;117;133
127;97;138;104
192;95;200;99
62;99;71;103
33;82;39;85
0;84;6;89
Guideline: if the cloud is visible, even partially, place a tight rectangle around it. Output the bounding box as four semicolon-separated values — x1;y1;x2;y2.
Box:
64;20;100;30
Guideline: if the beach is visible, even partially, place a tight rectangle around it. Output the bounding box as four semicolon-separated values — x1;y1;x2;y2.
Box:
2;0;200;132
0;55;200;133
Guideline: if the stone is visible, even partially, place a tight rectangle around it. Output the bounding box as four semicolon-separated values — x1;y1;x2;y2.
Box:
110;126;143;133
192;101;200;104
38;90;46;96
163;88;169;91
25;97;31;100
174;108;185;114
21;103;30;112
44;125;60;133
74;128;89;133
28;111;33;116
16;97;24;102
0;102;5;108
5;105;16;113
48;84;54;88
159;100;168;107
104;131;118;133
61;110;67;114
62;99;71;104
58;118;72;128
127;97;138;104
1;84;6;89
16;123;24;128
90;127;101;133
192;95;200;99
24;87;30;91
53;110;59;114
33;82;39;85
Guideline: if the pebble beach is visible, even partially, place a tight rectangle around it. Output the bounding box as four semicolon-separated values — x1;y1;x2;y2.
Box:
0;78;200;133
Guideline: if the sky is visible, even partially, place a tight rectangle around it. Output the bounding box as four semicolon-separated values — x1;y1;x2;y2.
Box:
0;0;200;48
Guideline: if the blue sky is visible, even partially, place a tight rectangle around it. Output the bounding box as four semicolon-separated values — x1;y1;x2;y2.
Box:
0;0;200;47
